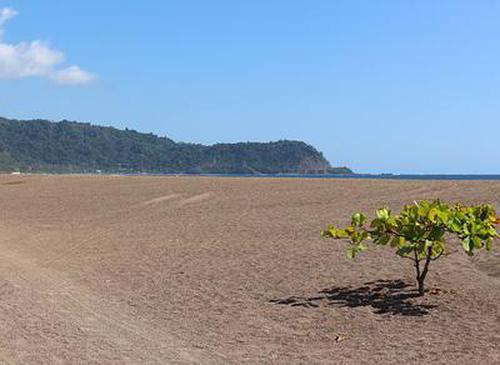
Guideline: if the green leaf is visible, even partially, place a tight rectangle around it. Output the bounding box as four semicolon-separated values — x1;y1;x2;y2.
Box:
396;246;414;257
472;236;483;249
461;237;471;253
428;208;438;221
460;237;475;256
376;208;390;220
431;240;446;257
334;228;348;239
486;238;493;252
376;234;391;246
351;213;367;227
346;246;357;259
358;243;368;252
390;236;405;247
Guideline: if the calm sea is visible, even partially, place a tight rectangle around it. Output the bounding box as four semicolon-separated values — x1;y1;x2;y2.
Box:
152;173;500;181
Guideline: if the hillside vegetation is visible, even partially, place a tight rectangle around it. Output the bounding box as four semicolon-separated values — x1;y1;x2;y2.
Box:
0;117;351;174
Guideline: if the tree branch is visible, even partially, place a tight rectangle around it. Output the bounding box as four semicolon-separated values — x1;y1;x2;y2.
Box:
421;247;433;281
413;248;421;279
430;249;444;261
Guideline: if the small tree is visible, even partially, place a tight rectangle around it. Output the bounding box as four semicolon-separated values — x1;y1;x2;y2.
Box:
321;200;499;296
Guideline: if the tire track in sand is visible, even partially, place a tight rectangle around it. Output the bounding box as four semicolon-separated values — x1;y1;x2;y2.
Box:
0;243;205;364
175;192;214;207
42;192;214;268
133;193;182;208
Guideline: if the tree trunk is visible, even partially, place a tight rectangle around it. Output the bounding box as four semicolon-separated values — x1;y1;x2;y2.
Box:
417;275;425;296
415;247;432;296
414;249;423;295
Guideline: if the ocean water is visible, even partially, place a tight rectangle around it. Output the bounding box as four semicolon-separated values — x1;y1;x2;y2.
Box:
276;174;500;181
137;173;500;181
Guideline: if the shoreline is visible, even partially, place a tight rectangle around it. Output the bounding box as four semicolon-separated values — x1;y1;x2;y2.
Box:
3;171;500;181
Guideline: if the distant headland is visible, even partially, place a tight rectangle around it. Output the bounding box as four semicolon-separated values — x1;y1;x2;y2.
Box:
0;117;352;175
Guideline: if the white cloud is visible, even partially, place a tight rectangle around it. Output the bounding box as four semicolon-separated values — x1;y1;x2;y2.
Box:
0;7;17;23
52;65;96;85
0;41;64;78
0;7;96;85
0;7;17;27
0;7;16;38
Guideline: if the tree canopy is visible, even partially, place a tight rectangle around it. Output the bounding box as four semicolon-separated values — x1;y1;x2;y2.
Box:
322;200;500;295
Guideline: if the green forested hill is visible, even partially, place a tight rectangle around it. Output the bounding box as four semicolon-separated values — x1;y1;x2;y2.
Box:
0;117;351;174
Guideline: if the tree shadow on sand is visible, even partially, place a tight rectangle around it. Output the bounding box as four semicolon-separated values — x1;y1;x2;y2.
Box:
270;279;437;316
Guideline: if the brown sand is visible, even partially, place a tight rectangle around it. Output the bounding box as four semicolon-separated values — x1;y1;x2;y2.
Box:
0;175;499;364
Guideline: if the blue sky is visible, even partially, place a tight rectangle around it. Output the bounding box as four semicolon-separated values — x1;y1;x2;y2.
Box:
0;1;499;174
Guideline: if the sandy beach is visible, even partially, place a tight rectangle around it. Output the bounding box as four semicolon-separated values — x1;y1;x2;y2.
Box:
0;174;499;364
